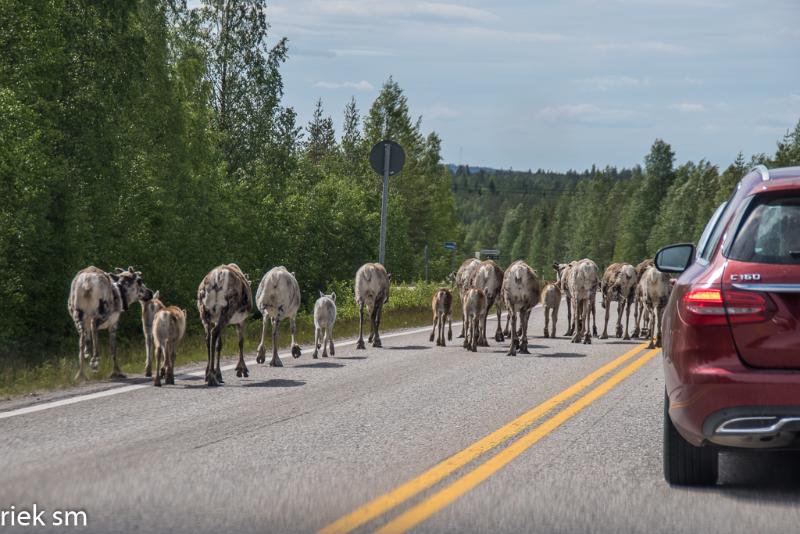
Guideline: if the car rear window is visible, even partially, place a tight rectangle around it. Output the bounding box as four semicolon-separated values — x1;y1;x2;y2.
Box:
727;194;800;264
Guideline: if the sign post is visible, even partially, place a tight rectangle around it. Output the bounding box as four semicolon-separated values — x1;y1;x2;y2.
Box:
369;140;405;266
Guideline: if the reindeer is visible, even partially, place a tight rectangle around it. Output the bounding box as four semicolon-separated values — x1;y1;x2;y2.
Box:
632;258;655;338
568;259;599;344
429;288;453;346
355;263;391;349
502;260;525;340
197;264;252;386
462;288;487;352
640;266;671;349
455;258;481;338
256;267;302;367
142;291;164;377
541;282;561;338
152;307;186;387
502;261;540;356
313;291;337;359
553;262;576;337
600;263;637;340
68;266;154;381
474;260;505;345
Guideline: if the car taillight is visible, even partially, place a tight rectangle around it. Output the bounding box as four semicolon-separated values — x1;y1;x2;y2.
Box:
679;286;772;326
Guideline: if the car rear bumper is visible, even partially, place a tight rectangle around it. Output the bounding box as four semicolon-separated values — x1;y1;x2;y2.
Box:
666;362;800;448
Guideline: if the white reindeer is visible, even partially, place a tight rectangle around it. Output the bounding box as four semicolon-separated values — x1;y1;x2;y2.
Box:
429;288;453;346
256;267;301;367
313;291;337;359
502;261;540;356
541;282;561;339
355;263;391;350
463;288;487;352
568;258;599;344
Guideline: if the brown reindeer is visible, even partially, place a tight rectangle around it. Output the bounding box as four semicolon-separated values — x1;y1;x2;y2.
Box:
462;288;487;352
68;266;154;380
142;290;164;377
429;288;453;346
541;282;561;338
355;263;391;349
640;266;671;349
600;263;637;340
197;264;252;386
455;258;481;338
502;261;540;356
152;306;186;387
553;262;576;337
474;260;505;345
632;258;654;338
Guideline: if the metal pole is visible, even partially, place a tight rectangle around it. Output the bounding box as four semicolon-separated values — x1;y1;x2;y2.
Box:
378;142;391;265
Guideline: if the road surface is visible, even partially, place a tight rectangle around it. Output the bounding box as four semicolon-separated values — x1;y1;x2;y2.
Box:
2;298;799;533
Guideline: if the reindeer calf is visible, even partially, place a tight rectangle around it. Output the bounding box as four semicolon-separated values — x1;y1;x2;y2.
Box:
152;307;186;387
463;288;487;353
313;291;337;359
429;288;453;346
541;283;561;338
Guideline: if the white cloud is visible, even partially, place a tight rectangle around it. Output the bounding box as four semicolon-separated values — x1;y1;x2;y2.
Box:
536;104;646;125
330;48;397;57
311;1;498;22
314;80;375;91
577;75;650;91
422;105;462;120
594;41;697;55
670;102;706;112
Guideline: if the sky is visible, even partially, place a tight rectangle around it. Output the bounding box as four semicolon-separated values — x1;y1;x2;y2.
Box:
259;0;799;172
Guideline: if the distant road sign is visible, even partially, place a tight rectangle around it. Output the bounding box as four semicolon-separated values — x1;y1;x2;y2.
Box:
479;249;501;260
369;140;405;176
444;242;457;250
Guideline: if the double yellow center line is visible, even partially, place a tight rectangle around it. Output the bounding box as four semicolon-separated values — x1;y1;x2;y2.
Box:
319;343;658;534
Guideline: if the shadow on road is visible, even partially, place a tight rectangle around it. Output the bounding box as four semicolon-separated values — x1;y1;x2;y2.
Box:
537;352;587;358
387;345;430;350
241;379;306;388
334;356;367;360
293;362;344;369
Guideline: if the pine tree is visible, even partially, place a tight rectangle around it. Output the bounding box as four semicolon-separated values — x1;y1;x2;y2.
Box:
305;98;336;164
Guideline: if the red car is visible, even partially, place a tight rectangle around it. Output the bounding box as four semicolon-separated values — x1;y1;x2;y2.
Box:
655;164;800;485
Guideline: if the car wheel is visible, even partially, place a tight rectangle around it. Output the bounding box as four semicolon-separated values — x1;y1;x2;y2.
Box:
663;392;718;486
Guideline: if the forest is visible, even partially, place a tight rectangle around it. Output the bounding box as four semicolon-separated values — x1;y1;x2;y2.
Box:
1;0;799;366
453;124;800;278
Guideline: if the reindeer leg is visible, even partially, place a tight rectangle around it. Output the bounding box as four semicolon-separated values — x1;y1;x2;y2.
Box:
520;309;531;353
321;326;329;358
623;298;632;340
616;300;624;339
144;332;153;377
256;314;268;364
544;306;550;338
204;326;214;385
503;313;511;338
109;324;126;379
430;314;438;343
270;318;283;367
458;293;467;338
328;325;335;356
507;307;517;356
74;323;88;382
447;314;452;341
372;304;383;348
89;320;100;372
290;316;301;358
207;326;220;386
356;303;366;350
564;296;573;337
313;326;321;359
591;299;598;338
601;295;610;339
235;324;248;377
494;303;504;342
166;344;176;385
215;325;224;383
153;345;163;387
584;302;593;344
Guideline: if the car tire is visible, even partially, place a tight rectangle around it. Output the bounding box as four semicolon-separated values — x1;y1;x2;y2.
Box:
663;392;718;486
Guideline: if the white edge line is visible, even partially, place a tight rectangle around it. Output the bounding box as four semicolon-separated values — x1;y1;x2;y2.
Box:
0;316;506;420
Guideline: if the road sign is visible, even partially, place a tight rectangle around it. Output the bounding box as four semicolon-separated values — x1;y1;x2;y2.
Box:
479;249;501;260
443;242;457;251
370;140;405;265
369;140;405;176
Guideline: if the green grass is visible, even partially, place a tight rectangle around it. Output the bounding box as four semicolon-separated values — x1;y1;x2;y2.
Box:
1;282;461;399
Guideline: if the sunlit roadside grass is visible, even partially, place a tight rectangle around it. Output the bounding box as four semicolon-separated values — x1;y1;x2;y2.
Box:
1;282;462;399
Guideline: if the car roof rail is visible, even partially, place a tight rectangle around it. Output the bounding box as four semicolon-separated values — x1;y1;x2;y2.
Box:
751;164;770;181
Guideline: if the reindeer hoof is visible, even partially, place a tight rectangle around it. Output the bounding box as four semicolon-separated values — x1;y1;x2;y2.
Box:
330;345;335;356
600;333;608;339
291;346;301;359
429;334;435;342
166;376;174;386
236;369;243;377
372;339;382;348
584;337;592;345
495;333;505;342
457;333;465;339
520;347;531;354
144;367;152;378
154;378;161;387
356;340;366;350
256;345;266;364
269;357;283;367
160;367;166;378
623;334;631;341
313;351;319;359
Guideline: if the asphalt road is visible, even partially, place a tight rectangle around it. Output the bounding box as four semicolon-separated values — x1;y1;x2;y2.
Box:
2;298;800;534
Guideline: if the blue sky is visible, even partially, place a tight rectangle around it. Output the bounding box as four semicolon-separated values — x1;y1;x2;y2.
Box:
262;0;799;171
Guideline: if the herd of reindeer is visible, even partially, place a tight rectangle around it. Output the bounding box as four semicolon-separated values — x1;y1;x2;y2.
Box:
66;257;669;387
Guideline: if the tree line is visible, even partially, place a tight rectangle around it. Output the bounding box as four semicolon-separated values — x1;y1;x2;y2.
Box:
0;0;456;359
453;121;800;278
